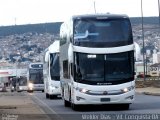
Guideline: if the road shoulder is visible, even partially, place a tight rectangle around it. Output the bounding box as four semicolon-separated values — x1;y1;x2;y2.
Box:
136;87;160;96
0;92;49;120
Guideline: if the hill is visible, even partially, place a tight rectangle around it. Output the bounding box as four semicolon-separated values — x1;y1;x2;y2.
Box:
0;22;62;37
0;17;159;37
130;17;159;25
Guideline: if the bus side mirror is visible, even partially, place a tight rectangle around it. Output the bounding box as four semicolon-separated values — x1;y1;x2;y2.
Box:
70;36;73;42
45;52;49;62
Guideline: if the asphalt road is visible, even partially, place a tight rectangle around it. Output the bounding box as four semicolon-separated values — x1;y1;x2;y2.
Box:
28;92;160;120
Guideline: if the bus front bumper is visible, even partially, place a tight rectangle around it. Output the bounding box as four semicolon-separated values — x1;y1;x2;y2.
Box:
48;86;61;95
73;90;135;105
28;85;44;91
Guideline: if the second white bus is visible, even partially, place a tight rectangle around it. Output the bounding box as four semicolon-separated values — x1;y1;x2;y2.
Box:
43;40;61;99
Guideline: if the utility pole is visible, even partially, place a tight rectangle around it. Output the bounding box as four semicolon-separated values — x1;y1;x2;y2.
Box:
94;1;96;13
158;0;160;80
141;0;146;81
15;18;17;26
158;0;160;29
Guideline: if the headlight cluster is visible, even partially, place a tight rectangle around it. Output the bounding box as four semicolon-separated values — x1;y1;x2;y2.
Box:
51;84;59;89
28;83;33;88
52;86;59;89
121;86;134;93
76;86;134;95
76;87;89;94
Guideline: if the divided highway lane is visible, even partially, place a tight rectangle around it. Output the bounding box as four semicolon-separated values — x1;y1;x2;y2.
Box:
28;92;160;120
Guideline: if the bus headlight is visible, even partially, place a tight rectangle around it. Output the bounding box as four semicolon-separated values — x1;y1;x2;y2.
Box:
123;88;129;93
19;86;22;90
76;87;89;94
51;84;59;89
51;86;59;90
28;83;33;89
122;86;134;93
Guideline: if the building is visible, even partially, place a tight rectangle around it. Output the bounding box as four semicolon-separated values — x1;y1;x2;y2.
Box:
134;42;141;61
0;61;27;85
150;63;160;76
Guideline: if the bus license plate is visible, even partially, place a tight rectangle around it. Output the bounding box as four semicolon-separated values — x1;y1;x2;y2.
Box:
101;98;110;102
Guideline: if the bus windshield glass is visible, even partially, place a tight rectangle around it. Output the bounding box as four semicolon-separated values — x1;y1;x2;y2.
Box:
29;69;43;84
74;51;134;85
18;77;27;86
50;53;60;80
74;18;133;47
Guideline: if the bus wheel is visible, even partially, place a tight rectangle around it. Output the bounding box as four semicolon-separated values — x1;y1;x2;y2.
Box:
71;103;78;111
64;99;70;107
121;104;130;110
46;93;49;99
28;90;33;93
49;95;54;99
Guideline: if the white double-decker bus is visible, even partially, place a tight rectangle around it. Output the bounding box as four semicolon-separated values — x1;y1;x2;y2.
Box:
43;40;60;99
27;62;44;92
60;14;135;110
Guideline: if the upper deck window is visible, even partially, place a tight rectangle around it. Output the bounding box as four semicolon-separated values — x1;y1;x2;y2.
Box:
73;17;133;47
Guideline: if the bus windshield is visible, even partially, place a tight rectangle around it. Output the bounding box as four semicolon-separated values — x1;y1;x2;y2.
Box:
74;18;133;47
18;77;27;86
29;69;43;84
74;51;134;85
50;53;60;80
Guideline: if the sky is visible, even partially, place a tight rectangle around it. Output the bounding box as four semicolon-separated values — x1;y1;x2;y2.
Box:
0;0;159;26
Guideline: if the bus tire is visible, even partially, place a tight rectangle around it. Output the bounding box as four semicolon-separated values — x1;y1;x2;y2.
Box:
71;103;78;111
28;90;33;93
46;93;49;99
64;99;70;107
49;95;55;99
121;104;130;110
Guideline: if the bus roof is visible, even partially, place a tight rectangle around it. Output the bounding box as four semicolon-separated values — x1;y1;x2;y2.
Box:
48;40;59;53
72;13;129;20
